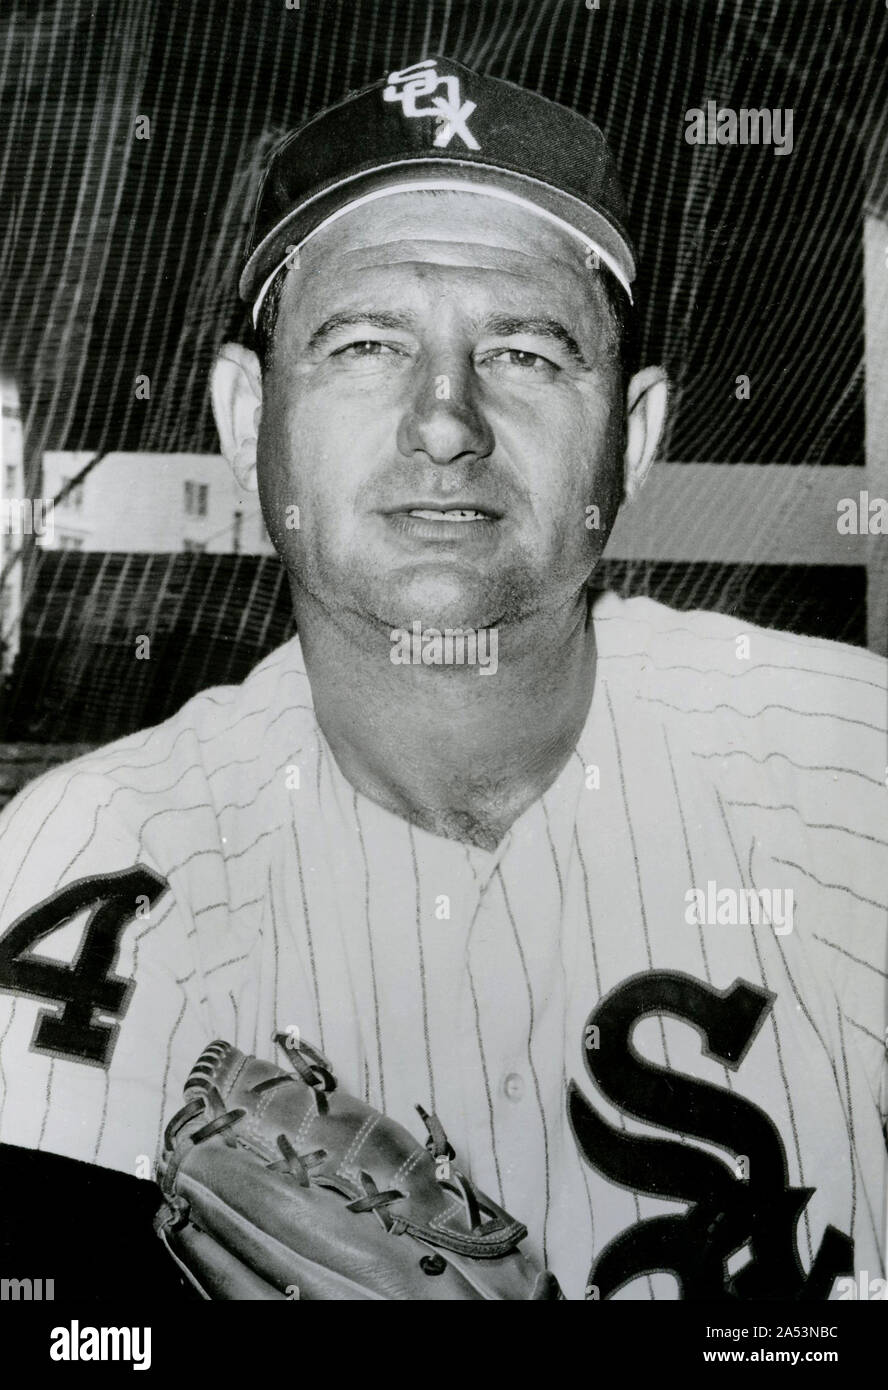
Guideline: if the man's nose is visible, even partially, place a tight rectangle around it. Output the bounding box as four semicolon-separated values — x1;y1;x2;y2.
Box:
396;357;494;467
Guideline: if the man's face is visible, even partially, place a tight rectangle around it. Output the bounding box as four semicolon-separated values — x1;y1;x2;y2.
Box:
256;191;626;635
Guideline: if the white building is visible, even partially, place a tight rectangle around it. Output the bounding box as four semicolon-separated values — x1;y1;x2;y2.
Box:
39;452;276;556
0;377;25;674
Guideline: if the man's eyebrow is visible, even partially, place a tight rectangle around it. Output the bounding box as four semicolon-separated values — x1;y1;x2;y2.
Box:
305;310;414;352
481;315;590;367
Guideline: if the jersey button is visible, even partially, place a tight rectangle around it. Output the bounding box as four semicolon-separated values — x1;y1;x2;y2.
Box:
502;1072;525;1102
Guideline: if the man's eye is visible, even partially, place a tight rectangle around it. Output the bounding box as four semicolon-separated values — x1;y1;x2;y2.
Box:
333;340;400;358
485;348;558;374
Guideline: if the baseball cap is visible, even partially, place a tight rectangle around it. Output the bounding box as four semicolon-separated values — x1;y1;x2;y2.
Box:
240;56;636;324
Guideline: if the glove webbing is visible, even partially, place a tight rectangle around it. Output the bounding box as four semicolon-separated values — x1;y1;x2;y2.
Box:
165;1037;528;1259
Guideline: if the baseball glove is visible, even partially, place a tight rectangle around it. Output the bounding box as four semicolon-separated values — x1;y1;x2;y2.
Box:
154;1033;562;1300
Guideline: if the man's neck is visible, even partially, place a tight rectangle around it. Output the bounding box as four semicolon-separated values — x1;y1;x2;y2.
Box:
293;591;598;851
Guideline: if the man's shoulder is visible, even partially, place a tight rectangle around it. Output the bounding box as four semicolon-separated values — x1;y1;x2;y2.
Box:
0;635;315;892
593;595;886;946
593;590;886;735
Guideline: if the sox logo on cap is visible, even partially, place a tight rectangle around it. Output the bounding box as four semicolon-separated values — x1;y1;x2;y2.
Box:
383;60;480;150
239;56;639;317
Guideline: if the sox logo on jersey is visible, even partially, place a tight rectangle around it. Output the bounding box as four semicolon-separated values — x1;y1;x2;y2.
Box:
569;973;854;1300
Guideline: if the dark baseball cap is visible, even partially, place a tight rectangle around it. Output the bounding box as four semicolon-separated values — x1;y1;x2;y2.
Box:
240;57;636;323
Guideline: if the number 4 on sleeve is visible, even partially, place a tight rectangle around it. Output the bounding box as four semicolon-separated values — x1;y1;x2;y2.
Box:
0;866;169;1066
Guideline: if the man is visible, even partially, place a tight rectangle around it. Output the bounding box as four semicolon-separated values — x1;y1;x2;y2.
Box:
0;58;884;1300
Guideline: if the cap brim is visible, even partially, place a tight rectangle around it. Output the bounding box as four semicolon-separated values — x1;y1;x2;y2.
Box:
241;159;636;323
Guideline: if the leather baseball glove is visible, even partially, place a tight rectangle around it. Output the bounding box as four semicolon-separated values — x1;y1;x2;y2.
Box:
154;1033;562;1300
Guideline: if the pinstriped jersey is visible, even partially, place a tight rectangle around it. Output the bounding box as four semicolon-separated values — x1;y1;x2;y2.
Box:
0;590;885;1300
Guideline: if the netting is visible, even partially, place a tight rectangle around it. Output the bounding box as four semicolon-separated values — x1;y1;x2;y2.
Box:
1;0;886;744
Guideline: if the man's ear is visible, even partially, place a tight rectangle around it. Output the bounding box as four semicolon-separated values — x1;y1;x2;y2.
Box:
623;366;669;503
211;343;263;492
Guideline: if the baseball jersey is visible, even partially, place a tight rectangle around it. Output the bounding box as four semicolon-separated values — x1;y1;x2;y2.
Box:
0;590;885;1300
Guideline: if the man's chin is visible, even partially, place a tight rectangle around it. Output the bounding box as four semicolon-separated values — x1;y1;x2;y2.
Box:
302;547;549;634
356;567;500;632
381;603;503;635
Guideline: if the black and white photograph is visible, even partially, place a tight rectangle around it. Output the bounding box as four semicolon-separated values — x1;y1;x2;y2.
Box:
0;0;886;1354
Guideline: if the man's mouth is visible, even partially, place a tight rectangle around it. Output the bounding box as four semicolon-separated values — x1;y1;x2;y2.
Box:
407;508;490;522
381;502;503;545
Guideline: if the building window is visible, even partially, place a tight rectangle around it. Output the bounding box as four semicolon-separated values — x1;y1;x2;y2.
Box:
184;481;209;517
4;465;15;493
